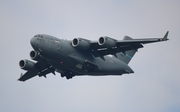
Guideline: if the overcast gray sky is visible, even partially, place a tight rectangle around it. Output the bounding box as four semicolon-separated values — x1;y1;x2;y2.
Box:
0;0;180;112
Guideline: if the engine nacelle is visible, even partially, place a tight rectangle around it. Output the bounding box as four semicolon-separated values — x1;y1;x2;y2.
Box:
19;59;35;71
98;36;116;48
72;38;90;50
30;50;40;61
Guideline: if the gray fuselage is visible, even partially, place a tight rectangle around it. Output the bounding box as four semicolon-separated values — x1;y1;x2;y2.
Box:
30;34;134;76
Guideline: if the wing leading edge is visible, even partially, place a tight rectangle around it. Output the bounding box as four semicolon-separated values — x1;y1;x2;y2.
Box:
90;31;169;57
18;60;55;82
116;31;169;45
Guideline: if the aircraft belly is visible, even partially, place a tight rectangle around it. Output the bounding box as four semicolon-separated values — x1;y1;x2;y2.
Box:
94;56;133;75
100;63;124;74
40;42;133;76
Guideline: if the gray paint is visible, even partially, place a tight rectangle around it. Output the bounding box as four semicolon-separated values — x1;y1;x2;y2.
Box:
18;32;168;81
1;1;180;112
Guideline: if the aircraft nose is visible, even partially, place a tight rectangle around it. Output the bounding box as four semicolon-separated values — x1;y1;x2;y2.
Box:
30;37;37;49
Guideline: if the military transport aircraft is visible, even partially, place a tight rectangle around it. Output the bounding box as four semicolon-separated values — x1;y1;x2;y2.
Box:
18;31;169;81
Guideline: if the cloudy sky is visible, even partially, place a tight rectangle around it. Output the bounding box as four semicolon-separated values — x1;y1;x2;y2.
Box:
0;0;180;112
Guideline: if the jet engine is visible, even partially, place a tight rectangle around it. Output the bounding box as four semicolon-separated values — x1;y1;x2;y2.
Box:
72;38;90;50
30;50;40;61
98;36;116;48
19;59;35;71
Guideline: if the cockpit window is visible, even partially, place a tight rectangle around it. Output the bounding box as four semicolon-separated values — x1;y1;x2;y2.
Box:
34;35;43;38
34;35;39;37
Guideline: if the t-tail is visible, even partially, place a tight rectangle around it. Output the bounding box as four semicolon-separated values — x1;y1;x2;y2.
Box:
116;36;138;64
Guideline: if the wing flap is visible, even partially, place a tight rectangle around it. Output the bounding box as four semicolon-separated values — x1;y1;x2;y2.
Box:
92;44;143;57
38;66;55;77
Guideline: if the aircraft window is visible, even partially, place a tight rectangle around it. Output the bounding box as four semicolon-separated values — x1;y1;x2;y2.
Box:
34;35;38;37
34;35;43;38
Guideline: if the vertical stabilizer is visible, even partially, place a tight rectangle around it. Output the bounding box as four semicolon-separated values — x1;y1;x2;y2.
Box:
116;36;137;64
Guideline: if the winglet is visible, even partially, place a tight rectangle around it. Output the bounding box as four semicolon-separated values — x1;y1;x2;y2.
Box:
17;73;23;81
162;31;169;41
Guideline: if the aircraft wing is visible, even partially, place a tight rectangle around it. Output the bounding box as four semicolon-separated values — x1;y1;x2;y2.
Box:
90;31;169;57
18;60;55;82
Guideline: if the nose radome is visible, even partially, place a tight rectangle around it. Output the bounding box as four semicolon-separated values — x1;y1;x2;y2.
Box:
30;37;37;49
